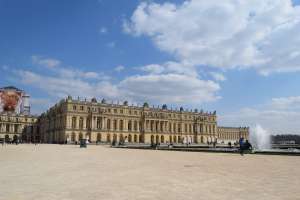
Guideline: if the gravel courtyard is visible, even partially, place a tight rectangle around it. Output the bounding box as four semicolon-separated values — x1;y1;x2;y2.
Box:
0;144;299;200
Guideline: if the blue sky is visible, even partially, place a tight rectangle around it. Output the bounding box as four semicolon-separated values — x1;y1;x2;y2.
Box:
1;0;300;134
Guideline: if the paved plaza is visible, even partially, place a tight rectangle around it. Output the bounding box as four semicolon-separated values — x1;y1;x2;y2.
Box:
0;144;300;200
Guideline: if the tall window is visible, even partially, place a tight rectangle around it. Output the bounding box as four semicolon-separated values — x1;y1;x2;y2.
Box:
86;118;90;129
134;121;138;131
150;121;154;132
97;117;101;129
107;119;111;130
14;124;18;133
6;124;10;132
128;120;132;131
79;117;84;129
113;120;117;130
119;120;123;131
72;117;76;128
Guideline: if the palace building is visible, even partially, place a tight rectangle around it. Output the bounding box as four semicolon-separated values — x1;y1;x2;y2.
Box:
0;86;249;144
38;96;248;144
0;86;38;142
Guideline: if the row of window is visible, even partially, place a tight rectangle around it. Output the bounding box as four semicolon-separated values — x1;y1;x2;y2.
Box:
70;116;216;134
71;105;215;121
0;117;35;123
72;105;140;115
0;123;34;133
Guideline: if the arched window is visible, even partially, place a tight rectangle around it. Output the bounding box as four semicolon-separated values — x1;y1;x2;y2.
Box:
173;135;177;143
139;134;143;143
72;117;76;128
156;135;159;144
128;134;132;142
169;135;172;143
97;133;101;142
134;134;138;143
113;134;117;142
120;134;124;143
79;133;83;140
107;134;111;142
71;132;76;141
151;135;154;144
161;135;164;143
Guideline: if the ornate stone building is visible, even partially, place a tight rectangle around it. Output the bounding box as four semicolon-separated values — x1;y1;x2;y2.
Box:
0;86;38;142
217;126;249;144
0;86;250;144
39;96;219;144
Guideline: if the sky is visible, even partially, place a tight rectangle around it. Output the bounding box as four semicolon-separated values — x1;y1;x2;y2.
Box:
1;0;300;134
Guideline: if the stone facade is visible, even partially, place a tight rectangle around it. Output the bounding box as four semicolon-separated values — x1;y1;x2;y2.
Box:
39;96;220;144
217;126;249;144
0;113;38;142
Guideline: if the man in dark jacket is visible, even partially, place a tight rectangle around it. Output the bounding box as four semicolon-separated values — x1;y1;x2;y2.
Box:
239;137;244;156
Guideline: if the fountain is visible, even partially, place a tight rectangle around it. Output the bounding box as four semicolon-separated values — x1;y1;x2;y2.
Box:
250;124;300;155
250;124;271;150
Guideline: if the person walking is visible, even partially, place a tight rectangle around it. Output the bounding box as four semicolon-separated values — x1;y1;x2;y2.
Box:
239;137;244;156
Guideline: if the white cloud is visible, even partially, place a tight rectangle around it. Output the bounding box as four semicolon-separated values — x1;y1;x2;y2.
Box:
13;57;221;110
17;70;118;99
220;96;300;134
32;55;61;68
139;61;197;76
31;55;109;81
16;69;220;106
271;96;300;110
209;72;226;82
125;0;300;75
119;73;220;104
114;65;125;72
